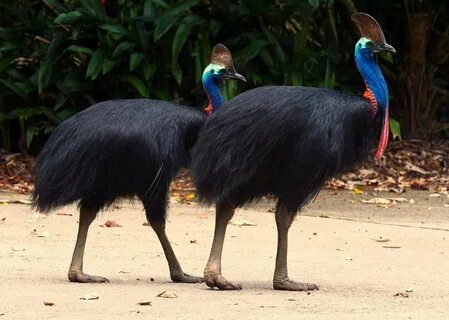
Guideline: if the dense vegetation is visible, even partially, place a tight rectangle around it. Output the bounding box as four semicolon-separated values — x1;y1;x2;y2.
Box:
0;0;448;153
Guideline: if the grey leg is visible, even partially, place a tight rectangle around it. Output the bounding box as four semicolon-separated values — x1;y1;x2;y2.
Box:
68;206;109;283
204;202;242;290
149;218;203;283
273;205;319;291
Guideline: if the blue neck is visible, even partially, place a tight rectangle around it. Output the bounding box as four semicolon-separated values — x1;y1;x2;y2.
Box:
203;78;223;112
355;47;389;111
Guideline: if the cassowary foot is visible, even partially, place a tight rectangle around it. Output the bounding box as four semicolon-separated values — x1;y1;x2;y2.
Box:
171;272;204;283
205;273;242;290
68;270;109;283
273;279;319;291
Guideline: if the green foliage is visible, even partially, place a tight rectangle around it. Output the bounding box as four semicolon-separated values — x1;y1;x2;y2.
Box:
0;0;447;152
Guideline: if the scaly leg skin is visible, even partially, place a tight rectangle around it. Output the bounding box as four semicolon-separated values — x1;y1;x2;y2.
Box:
204;202;242;290
68;206;109;283
150;219;203;283
272;205;319;291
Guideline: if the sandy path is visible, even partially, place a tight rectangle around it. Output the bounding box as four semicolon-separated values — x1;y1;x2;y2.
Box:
0;190;448;319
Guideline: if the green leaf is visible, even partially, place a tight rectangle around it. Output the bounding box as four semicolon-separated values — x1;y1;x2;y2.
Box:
86;49;105;79
130;52;145;71
235;39;270;62
123;75;149;97
154;13;178;41
112;42;133;58
38;34;64;94
0;56;15;73
54;11;82;24
169;0;199;15
66;45;93;55
26;126;37;149
308;0;320;8
0;43;19;52
152;0;169;8
143;64;157;80
99;24;128;35
102;59;117;74
41;106;62;124
389;118;402;140
209;20;223;37
172;24;192;64
170;64;182;85
0;79;32;104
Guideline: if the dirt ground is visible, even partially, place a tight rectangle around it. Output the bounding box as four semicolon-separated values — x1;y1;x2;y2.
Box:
0;189;448;319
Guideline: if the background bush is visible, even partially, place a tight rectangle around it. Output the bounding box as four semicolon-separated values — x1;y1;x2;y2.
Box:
0;0;448;153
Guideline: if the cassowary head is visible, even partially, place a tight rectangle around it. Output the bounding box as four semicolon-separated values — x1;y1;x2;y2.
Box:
202;44;246;84
352;13;396;58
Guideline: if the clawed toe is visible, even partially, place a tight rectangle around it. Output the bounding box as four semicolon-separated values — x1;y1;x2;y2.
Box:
205;273;242;290
171;272;204;283
273;279;319;291
68;271;109;283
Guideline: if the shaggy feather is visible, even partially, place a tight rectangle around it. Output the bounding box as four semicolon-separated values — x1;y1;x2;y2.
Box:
192;86;382;212
33;99;204;217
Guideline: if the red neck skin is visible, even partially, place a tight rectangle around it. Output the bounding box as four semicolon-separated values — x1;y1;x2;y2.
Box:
363;83;389;159
204;97;212;117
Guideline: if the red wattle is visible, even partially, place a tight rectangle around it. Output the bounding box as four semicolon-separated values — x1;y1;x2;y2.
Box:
375;105;389;159
204;98;212;117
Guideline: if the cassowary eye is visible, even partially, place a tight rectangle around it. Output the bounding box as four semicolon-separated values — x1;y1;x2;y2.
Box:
210;69;215;74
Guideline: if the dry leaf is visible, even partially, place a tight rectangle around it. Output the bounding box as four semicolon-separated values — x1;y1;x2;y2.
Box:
394;292;409;298
10;247;25;251
56;213;73;216
157;291;177;298
190;239;197;244
80;292;99;300
101;220;122;228
429;193;441;198
137;301;152;306
142;222;150;226
361;198;391;205
43;301;54;306
229;219;257;227
383;246;401;249
371;237;390;243
0;199;31;204
1;217;5;221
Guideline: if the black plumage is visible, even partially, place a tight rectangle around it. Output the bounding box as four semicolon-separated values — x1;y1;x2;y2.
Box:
191;14;394;291
32;43;244;284
34;99;203;217
192;86;381;212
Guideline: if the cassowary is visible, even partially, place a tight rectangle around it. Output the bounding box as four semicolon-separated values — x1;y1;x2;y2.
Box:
191;13;395;291
32;44;245;283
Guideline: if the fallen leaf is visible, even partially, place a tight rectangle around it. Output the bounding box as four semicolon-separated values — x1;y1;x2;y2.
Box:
229;219;257;227
0;199;31;204
361;198;391;205
383;246;401;249
406;288;414;293
10;247;25;251
404;162;428;175
1;217;5;221
43;301;54;306
142;222;150;226
137;301;152;306
101;220;122;228
157;291;177;298
119;271;130;274
190;239;197;244
429;193;441;198
394;292;409;298
80;292;99;300
56;213;73;216
371;237;390;243
349;187;365;195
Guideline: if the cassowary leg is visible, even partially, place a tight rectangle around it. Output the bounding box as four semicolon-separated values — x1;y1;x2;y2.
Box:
273;205;318;291
204;201;242;290
68;206;109;283
149;217;203;283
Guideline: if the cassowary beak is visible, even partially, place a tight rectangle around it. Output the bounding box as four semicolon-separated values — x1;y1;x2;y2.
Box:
222;70;247;82
373;42;396;54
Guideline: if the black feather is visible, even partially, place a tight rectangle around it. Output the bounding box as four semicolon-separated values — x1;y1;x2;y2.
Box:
192;86;382;212
33;99;204;220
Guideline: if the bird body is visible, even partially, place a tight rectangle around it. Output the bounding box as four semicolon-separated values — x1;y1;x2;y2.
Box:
191;13;395;291
193;86;381;212
34;99;204;215
32;44;245;284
